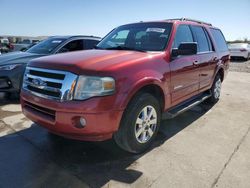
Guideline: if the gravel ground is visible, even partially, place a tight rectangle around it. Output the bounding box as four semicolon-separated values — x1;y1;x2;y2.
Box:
1;72;250;188
229;59;250;73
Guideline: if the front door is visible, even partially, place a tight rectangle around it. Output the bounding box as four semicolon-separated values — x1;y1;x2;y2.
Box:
170;24;200;106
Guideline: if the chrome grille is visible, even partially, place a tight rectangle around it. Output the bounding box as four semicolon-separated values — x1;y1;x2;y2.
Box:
23;67;78;101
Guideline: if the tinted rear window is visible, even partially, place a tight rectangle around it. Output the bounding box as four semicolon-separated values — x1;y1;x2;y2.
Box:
210;29;228;52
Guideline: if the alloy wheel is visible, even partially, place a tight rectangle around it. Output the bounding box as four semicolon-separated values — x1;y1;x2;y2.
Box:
214;78;222;99
134;105;157;144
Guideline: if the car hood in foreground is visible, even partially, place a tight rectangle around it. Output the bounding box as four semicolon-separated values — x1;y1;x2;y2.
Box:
29;49;163;75
0;51;45;66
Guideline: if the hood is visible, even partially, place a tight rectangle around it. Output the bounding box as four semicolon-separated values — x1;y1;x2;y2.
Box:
0;51;45;66
29;49;163;75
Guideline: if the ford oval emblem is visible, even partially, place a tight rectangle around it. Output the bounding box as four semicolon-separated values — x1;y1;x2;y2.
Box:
32;78;47;87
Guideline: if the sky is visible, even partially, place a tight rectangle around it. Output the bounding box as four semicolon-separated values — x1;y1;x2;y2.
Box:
0;0;249;41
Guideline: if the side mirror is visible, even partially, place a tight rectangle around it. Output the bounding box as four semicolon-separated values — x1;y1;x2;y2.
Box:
172;42;197;57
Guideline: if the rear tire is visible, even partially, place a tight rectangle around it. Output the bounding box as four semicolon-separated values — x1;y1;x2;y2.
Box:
208;74;222;104
114;93;161;153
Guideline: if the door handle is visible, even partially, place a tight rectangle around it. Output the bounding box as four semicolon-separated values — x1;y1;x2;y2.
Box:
212;57;218;61
193;60;199;66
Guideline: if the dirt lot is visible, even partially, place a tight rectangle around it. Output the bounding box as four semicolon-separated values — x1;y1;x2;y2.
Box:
229;59;250;73
0;61;250;188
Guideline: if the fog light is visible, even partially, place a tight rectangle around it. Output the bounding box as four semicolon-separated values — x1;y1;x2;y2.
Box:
79;117;86;127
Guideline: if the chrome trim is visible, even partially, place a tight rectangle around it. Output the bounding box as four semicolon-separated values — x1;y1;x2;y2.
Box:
26;66;69;74
174;85;183;90
26;74;63;84
23;67;78;101
24;80;61;93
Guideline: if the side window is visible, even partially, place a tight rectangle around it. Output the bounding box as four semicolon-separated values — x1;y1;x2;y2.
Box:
204;29;214;51
173;25;193;49
191;26;210;53
209;28;228;52
58;40;84;53
84;39;99;49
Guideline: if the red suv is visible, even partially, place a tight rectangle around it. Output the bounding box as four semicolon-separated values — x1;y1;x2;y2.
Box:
21;18;229;153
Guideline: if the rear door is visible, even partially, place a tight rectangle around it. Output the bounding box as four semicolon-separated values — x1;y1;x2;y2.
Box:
190;26;218;91
170;24;200;106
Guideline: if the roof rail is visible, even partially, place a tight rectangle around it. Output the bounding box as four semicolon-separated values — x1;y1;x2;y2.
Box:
166;18;212;26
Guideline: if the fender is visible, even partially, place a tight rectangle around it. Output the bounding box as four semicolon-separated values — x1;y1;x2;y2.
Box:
120;69;170;110
213;62;225;82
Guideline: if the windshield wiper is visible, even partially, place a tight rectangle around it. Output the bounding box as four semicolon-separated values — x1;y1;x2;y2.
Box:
104;46;146;52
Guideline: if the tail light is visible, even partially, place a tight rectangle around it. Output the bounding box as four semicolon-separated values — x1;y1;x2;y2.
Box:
240;48;247;52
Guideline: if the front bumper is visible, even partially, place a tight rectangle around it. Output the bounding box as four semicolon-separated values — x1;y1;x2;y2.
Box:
0;65;26;93
21;89;124;141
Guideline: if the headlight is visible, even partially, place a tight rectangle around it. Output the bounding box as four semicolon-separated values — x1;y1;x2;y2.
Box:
74;76;115;100
0;64;22;71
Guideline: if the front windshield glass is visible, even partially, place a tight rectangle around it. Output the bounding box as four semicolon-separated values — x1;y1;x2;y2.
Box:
27;38;66;54
97;22;172;52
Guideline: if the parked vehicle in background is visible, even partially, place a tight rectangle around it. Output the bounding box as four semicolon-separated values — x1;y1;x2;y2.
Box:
0;38;10;44
21;18;229;153
0;38;14;54
0;35;101;97
13;39;40;52
228;43;250;60
0;43;9;54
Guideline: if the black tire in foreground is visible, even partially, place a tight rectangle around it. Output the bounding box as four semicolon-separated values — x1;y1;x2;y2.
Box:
114;93;161;153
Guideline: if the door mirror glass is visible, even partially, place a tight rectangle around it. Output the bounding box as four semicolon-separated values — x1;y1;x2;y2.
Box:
172;42;197;57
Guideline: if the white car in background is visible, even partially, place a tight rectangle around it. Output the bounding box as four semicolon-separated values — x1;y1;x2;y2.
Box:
228;43;250;60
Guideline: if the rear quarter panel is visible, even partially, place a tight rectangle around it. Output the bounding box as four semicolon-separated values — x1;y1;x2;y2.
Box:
206;27;230;83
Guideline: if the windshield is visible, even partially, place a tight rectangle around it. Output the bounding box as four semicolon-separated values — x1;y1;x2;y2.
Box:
27;38;66;54
97;22;172;52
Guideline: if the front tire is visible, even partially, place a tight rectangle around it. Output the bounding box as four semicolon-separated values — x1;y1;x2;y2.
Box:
114;93;161;153
208;74;222;104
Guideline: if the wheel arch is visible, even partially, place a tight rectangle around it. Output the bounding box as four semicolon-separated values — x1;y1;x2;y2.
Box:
122;79;166;112
217;67;225;82
213;64;225;83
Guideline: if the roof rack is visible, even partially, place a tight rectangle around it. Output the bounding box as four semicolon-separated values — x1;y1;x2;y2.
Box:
166;18;212;26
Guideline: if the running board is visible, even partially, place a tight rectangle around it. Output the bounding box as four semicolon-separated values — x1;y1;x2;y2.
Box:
162;92;211;119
